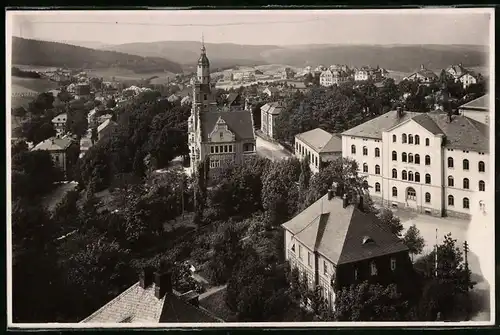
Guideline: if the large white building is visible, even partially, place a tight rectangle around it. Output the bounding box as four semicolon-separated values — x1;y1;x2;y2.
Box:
260;102;285;139
319;70;349;87
341;107;489;220
294;128;342;174
458;94;489;125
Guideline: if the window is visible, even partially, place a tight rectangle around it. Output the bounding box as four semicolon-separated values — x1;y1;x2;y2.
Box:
425;174;431;184
204;94;207;100
408;171;414;181
392;134;397;143
215;146;219;153
448;195;454;206
308;252;312;267
370;262;378;276
392;151;397;161
363;146;368;156
390;258;397;271
448;176;454;187
463;178;469;189
402;152;407;162
375;148;380;157
290;243;295;253
414;154;420;164
402;133;407;143
463;159;469;170
463;197;470;209
408;134;413;144
478;161;485;172
224;145;228;153
425;138;430;146
375;182;381;192
375;165;380;175
351;145;356;154
448;157;454;168
228;145;233;152
315;156;318;167
408;153;413;163
415;172;420;182
298;245;303;259
392;187;398;197
425;192;431;203
425;155;431;165
402;170;407;180
324;261;328;275
363;163;368;173
479;180;485;191
210;146;215;154
415;135;420;145
354;268;359;280
392;169;397;179
407;187;416;200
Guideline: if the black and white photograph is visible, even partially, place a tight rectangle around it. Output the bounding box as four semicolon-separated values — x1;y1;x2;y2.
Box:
6;8;495;328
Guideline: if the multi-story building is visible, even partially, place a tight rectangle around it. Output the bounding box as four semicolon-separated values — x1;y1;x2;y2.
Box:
341;107;490;220
458;72;480;89
261;102;285;139
404;65;438;85
458;94;489;125
445;63;467;80
294;128;342;174
319;70;349;87
188;41;256;176
51;113;67;134
31;135;80;178
282;186;411;310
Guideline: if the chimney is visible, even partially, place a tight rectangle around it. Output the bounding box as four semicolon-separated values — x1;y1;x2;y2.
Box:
396;106;403;118
420;64;425;70
139;266;155;289
154;271;172;299
342;193;349;208
327;189;334;200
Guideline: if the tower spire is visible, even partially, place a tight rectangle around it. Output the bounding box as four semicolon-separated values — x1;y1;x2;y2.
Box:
201;33;206;53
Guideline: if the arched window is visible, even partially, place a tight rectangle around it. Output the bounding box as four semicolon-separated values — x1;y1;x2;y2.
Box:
351;145;356;154
415;135;420;145
478;161;485;172
402;152;407;162
463;178;469;189
425;192;431;203
375;148;380;157
448;176;454;187
392;151;397;161
414;154;420;164
425;173;431;184
392;134;397;143
408;171;414;181
402;133;407;143
448;195;454;206
375;165;380;175
363;163;368;173
463;159;469;170
408;153;413;163
415;172;420;182
425;138;430;146
463;197;470;209
392;169;397;179
407;187;416;200
375;182;381;192
402;170;407;180
408;134;413;144
363;146;368;156
448;157;454;168
479;180;485;191
392;187;398;197
425;155;431;166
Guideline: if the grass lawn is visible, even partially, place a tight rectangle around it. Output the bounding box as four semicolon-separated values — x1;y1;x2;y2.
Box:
11;76;59;93
199;287;237;322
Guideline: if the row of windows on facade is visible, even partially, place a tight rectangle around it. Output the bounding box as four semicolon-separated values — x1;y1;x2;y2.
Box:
296;146;320;168
209;157;234;168
447;157;486;172
210;144;234;154
386;185;471;209
393;133;428;145
293;243;396;278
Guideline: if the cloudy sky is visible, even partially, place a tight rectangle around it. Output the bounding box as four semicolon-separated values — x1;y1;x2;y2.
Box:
8;9;492;46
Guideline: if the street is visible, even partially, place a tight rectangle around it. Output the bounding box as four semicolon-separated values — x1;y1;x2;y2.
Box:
256;136;293;162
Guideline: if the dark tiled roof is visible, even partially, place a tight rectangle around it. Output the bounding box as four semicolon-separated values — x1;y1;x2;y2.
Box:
32;136;75;151
81;282;220;324
411;113;443;135
341;110;420;139
459;94;488;111
200;110;255;142
282;194;408;265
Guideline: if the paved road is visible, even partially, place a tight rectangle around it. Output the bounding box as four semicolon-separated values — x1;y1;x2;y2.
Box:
42;181;78;212
256;136;292;162
199;285;227;300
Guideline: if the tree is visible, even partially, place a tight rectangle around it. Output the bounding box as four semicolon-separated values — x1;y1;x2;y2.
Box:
57;90;72;103
19;116;56;144
403;224;425;261
335;281;409;321
11;139;28;156
90;126;98;144
66;109;89;139
297;158;311;211
377;208;404;237
106;98;117;109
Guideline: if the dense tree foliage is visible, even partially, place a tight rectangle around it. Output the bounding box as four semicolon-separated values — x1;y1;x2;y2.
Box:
403;224;426;261
377;208;404;237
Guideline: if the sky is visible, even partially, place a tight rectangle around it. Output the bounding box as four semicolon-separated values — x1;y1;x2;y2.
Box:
8;9;492;46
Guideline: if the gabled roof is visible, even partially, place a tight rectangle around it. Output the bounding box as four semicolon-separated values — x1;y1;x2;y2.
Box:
296;128;342;153
459;94;488;111
282;193;408;265
51;113;67;123
261;102;285;115
98;119;118;133
446;64;467;76
81;282;220;324
342;110;420;139
226;93;241;106
32;136;74;151
411;113;444;135
200;110;255;142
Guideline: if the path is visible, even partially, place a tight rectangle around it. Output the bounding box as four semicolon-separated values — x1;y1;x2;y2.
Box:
199;285;227;300
256;135;292;162
42;181;78;212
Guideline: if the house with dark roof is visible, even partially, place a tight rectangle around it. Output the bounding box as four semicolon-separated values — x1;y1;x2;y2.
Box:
445;63;468;80
31;135;80;178
458;72;481;89
260;102;285;139
282;185;412;310
187;41;256;175
81;269;222;324
97;119;119;141
404;65;438;85
294;128;342;173
458;94;489;125
263;86;280;98
342;107;490;220
51;113;67;134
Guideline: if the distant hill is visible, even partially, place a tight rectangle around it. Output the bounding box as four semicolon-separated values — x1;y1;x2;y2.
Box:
102;41;488;73
11;37;183;74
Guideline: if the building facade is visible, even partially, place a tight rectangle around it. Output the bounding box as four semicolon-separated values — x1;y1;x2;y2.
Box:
342;108;490;220
188;41;256;176
319;70;349;87
458;94;489;125
458;73;479;89
260;102;285;139
294;128;342;174
404;65;438;85
31;135;80;178
51;113;67;134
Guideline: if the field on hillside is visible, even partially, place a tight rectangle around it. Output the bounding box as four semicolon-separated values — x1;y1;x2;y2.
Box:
13;64;59;72
85;68;176;83
11;76;59;94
